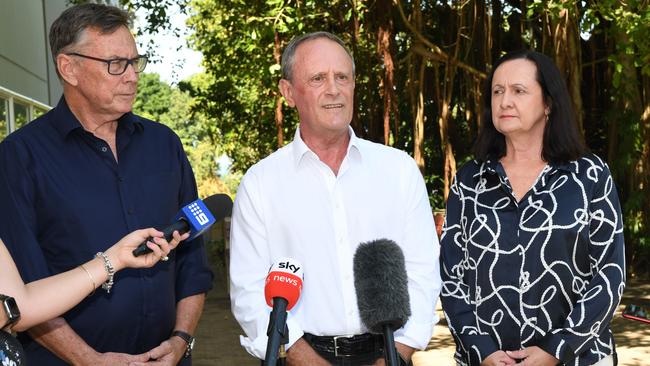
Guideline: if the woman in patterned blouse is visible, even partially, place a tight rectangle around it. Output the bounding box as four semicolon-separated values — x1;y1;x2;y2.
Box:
440;50;625;366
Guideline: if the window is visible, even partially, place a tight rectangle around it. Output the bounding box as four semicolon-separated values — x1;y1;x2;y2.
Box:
14;102;28;130
0;86;51;141
0;98;7;140
33;107;46;119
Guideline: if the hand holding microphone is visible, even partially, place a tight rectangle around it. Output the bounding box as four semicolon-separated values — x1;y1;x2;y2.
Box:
264;258;304;366
132;193;233;257
354;239;411;366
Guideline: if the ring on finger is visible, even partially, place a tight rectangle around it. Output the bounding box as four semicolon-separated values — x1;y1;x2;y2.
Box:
161;255;169;262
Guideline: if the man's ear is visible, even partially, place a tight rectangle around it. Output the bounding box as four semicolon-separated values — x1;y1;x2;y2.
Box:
278;79;296;108
57;54;79;86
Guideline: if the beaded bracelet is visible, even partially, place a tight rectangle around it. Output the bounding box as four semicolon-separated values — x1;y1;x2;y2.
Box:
95;252;115;293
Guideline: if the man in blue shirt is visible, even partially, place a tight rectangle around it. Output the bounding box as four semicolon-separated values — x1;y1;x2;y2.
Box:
0;4;212;365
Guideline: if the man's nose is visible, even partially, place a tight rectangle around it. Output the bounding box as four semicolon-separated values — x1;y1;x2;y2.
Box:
324;75;340;95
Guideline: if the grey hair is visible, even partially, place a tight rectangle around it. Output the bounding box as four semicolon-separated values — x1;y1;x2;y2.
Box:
281;31;356;81
49;3;131;78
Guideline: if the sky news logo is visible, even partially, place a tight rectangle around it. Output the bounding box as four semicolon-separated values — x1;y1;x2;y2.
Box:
272;274;299;287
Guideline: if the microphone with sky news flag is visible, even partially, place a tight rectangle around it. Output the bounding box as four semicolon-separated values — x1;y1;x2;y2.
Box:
132;193;233;257
264;258;304;366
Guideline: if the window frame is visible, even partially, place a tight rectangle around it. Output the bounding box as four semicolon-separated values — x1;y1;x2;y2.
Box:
0;85;51;139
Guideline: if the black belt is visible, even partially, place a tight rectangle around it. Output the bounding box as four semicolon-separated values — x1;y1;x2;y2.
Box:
303;332;383;358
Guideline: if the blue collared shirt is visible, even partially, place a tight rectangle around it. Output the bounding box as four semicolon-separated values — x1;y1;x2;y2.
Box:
440;154;625;366
0;97;213;365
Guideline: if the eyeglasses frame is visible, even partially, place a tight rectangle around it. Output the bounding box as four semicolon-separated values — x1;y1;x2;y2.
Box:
65;52;148;75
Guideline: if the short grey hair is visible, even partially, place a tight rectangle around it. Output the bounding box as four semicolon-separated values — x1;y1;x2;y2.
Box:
49;3;132;78
281;31;356;81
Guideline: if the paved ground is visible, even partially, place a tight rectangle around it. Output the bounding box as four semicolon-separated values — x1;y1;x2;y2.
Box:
193;262;650;365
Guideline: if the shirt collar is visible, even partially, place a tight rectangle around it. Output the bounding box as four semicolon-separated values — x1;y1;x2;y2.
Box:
51;96;143;139
292;125;362;168
478;157;579;178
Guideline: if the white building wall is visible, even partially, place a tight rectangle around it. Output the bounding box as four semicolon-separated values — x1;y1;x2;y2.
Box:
0;0;67;106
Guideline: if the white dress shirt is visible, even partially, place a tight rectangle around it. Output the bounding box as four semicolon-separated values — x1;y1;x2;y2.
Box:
230;127;441;359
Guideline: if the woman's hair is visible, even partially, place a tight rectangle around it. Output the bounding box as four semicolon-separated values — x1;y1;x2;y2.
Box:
473;50;588;164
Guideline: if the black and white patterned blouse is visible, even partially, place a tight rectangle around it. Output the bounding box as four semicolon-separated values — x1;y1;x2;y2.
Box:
440;153;626;366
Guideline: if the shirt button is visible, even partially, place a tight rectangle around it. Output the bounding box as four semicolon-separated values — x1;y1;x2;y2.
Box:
101;146;108;152
128;209;134;214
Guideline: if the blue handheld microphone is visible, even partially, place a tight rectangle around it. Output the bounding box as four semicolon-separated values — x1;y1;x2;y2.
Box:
132;198;219;257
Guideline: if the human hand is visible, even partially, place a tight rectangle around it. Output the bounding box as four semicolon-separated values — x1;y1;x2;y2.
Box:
480;350;517;366
506;347;560;366
105;228;188;271
372;342;415;365
84;351;150;366
128;336;186;366
286;338;330;366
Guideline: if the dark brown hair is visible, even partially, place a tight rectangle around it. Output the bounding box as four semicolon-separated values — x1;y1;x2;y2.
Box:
473;50;588;164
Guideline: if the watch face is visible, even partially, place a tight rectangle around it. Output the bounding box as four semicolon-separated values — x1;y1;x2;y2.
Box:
5;297;20;319
2;296;21;326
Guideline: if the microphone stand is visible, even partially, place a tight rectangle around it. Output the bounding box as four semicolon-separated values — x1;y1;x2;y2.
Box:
382;324;399;366
264;297;289;366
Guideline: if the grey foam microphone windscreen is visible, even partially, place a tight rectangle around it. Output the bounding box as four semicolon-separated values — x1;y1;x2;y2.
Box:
353;239;411;333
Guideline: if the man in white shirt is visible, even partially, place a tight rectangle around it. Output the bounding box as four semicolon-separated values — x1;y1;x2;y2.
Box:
229;31;441;365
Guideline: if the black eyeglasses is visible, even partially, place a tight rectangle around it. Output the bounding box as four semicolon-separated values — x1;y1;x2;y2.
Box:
66;52;148;75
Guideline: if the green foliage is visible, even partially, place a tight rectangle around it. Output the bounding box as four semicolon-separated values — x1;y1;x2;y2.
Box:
132;73;231;197
78;0;650;272
589;1;650;77
185;0;374;172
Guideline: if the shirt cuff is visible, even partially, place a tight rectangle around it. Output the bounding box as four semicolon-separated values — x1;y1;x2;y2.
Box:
239;315;304;360
394;313;438;350
457;334;499;365
537;332;576;364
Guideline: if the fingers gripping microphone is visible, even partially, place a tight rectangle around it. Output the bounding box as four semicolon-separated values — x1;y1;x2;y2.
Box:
264;258;303;366
354;239;411;366
132;193;233;256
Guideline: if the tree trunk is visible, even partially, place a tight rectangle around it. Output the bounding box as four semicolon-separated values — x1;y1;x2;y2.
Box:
642;75;650;237
490;0;502;62
377;0;397;145
350;0;361;134
611;24;643;271
414;59;426;173
439;3;464;201
550;0;584;132
274;30;284;147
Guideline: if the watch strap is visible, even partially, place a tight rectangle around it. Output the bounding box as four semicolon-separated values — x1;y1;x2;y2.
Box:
172;330;194;358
